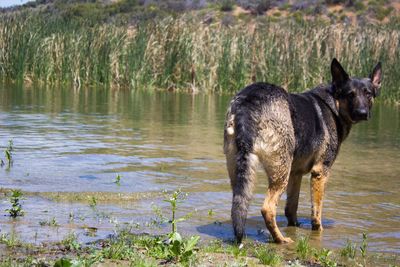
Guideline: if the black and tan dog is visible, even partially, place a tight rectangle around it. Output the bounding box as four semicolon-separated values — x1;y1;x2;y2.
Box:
224;58;382;244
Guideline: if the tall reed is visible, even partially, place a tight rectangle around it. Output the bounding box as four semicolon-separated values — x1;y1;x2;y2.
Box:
0;14;399;100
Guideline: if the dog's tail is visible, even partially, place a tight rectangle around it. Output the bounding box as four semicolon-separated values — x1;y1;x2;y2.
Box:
231;106;257;244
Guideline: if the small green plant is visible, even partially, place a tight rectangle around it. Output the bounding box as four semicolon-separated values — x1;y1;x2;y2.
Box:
6;189;25;218
160;189;200;263
54;258;83;267
148;203;168;227
314;248;337;267
208;209;214;217
254;247;281;266
1;140;13;168
340;239;356;259
114;174;122;186
89;196;97;208
163;189;189;234
359;232;368;258
0;232;21;248
61;233;81;251
162;232;200;264
296;236;311;260
4;140;14;168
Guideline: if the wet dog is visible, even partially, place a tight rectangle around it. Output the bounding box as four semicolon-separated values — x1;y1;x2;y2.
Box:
224;58;382;244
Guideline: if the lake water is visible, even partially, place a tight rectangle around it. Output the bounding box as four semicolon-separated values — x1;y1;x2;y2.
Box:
0;84;399;254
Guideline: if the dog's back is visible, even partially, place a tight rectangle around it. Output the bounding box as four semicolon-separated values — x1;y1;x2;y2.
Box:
224;82;294;152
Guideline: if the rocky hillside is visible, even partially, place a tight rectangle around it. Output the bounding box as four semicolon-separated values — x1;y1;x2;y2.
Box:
1;0;400;26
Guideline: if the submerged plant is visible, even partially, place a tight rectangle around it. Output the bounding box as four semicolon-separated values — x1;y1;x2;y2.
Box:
6;189;25;218
39;217;59;227
88;196;97;208
340;239;357;259
360;233;368;258
5;140;13;167
114;174;122;186
208;209;214;217
1;139;13;168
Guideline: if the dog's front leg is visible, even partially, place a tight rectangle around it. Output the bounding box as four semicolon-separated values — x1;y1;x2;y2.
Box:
285;173;303;227
310;168;328;231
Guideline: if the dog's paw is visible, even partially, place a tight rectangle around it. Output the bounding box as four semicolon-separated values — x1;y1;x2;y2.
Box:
277;237;294;244
312;224;324;231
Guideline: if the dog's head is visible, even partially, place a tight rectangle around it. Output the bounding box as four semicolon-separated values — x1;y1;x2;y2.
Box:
330;58;382;123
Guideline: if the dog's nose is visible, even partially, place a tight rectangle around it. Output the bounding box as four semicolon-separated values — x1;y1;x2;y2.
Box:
355;108;368;120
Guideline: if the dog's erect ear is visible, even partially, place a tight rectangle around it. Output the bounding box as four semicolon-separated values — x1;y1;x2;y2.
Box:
331;58;349;95
369;62;382;97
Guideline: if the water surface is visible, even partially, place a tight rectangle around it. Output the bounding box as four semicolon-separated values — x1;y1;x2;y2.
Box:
0;84;399;253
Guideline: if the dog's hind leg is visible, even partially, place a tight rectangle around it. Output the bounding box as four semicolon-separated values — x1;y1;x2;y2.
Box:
231;151;258;244
285;173;303;226
260;158;293;243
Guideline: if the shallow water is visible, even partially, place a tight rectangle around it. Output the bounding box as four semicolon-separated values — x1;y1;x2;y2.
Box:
0;85;399;253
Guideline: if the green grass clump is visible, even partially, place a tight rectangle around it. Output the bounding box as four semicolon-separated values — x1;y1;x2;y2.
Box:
220;0;235;12
0;232;21;248
296;236;311;260
254;247;282;266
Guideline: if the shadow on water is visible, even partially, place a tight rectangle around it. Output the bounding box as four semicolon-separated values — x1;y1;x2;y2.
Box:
196;215;335;243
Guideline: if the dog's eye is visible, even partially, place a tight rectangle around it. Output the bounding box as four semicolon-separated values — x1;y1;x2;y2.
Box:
364;90;372;99
347;91;355;98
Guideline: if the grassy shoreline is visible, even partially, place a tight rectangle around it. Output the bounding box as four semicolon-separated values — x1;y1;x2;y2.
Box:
1;230;399;266
0;188;399;266
0;14;399;101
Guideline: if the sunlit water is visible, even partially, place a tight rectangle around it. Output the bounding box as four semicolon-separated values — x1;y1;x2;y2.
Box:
0;85;399;253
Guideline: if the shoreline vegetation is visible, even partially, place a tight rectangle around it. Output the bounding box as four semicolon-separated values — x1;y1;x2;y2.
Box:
0;188;399;266
0;2;399;101
1;231;399;266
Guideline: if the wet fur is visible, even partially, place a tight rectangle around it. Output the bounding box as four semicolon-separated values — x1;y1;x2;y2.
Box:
224;59;382;244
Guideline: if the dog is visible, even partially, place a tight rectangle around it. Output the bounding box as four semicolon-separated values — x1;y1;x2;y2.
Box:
223;58;382;244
